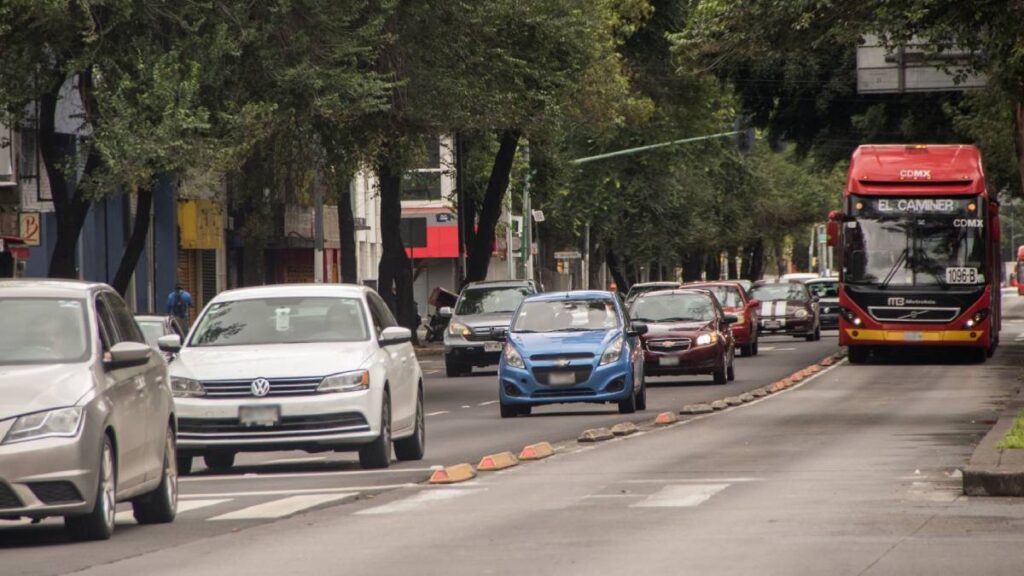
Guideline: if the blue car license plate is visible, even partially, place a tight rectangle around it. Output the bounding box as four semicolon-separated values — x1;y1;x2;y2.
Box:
548;372;575;385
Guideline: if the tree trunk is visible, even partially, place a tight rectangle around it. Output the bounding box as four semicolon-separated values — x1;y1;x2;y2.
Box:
772;239;786;278
682;252;704;282
705;252;722;281
338;178;357;284
744;239;765;281
465;130;520;283
39;80;93;279
606;247;630;293
588;241;606;290
727;247;740;280
1014;101;1024;201
376;147;419;342
111;185;153;296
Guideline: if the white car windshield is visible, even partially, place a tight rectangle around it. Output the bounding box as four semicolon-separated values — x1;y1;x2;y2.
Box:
0;298;90;364
512;299;620;333
190;297;369;347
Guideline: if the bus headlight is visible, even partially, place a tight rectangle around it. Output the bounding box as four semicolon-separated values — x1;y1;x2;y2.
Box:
965;309;989;329
840;307;863;326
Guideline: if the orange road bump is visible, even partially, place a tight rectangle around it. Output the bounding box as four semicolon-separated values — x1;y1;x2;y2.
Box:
655;411;679;425
710;400;728;411
519;442;555;461
477;451;519;472
769;381;787;393
789;373;804;383
578;428;615;443
820;356;835;367
724;396;743;406
429;463;477;484
611;422;640;436
751;388;769;398
682;403;714;414
739;392;755;403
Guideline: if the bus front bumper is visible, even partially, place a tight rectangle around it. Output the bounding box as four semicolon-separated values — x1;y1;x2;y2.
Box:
841;328;987;347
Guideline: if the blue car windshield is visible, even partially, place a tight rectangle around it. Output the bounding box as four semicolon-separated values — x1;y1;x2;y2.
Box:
512;299;620;333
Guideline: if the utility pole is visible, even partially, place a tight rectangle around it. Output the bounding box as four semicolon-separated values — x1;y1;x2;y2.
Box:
506;189;515;279
313;169;324;283
455;133;467;286
583;222;590;289
522;143;533;280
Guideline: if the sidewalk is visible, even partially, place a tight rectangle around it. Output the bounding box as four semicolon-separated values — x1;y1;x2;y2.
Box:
963;384;1024;496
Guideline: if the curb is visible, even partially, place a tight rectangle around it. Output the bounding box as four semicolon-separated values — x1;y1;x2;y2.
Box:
519;442;555;460
681;403;714;415
654;412;678;425
414;347;445;358
477;451;519;472
429;463;477;484
611;422;640;436
578;428;615;443
962;387;1024;496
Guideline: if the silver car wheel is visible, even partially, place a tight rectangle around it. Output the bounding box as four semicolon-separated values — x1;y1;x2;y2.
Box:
164;431;178;511
100;442;116;532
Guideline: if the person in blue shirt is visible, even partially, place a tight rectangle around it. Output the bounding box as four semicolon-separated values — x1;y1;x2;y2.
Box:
167;285;193;321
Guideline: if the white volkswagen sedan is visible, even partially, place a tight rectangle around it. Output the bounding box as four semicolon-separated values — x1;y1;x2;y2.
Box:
161;284;424;473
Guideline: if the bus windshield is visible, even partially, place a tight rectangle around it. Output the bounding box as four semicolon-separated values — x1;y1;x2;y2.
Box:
844;196;986;288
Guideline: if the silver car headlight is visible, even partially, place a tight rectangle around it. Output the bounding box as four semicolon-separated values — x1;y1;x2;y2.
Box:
448;322;472;337
3;407;84;444
171;376;206;398
318;370;370;393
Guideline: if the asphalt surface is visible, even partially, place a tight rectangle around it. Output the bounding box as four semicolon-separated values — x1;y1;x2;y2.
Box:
1;330;837;574
36;296;1024;576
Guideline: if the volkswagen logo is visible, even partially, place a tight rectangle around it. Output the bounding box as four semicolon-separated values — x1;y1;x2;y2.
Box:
251;378;271;397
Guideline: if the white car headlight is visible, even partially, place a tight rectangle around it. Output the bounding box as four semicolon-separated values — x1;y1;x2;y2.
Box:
318;370;370;393
600;335;624;366
795;309;809;319
696;333;718;346
448;322;472;337
3;407;84;444
504;344;525;369
171;376;206;398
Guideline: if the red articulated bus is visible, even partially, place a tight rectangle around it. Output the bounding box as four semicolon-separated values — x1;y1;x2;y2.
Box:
1015;246;1024;295
826;144;1001;364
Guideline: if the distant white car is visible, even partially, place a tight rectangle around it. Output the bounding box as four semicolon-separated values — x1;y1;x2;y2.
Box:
163;284;425;473
780;272;821;283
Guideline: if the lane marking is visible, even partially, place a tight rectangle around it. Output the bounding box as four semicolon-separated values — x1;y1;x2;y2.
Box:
356;488;485;515
116;498;230;524
261;456;327;466
210;493;356;521
758;346;776;351
478;401;498;406
624;478;759;484
426;411;449;417
182;484;414;499
776;347;796;351
461;405;472;409
181;468;436;482
631;484;730;508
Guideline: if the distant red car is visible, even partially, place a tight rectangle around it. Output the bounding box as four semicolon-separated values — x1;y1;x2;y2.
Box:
684;281;760;356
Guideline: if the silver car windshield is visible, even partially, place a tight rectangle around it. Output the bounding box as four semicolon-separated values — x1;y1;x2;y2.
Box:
455;287;532;315
190;297;369;347
0;298;90;364
750;284;808;303
512;299;620;333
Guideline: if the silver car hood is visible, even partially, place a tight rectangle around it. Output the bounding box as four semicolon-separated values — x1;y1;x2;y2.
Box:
171;342;374;381
455;312;515;330
0;363;94;421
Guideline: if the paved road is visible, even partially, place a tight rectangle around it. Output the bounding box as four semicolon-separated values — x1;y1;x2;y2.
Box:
1;332;837;575
46;303;1024;576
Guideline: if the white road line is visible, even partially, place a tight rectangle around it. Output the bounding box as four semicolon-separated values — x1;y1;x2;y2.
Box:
261;456;327;466
356;488;485;515
461;405;472;408
210;493;356;521
181;484;414;499
477;400;498;406
624;478;759;484
631;484;730;508
776;347;796;351
116;499;230;524
426;411;450;417
758;346;776;351
181;468;436;482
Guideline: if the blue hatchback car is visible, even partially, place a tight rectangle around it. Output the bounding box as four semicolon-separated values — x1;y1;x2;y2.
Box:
497;291;648;417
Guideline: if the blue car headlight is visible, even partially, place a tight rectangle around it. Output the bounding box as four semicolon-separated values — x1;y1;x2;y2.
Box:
504;344;525;369
599;335;624;366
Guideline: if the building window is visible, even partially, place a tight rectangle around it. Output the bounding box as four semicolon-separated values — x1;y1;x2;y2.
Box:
401;172;442;201
18;128;37;180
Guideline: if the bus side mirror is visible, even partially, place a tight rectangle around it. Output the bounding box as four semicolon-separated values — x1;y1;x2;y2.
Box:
826;210;841;247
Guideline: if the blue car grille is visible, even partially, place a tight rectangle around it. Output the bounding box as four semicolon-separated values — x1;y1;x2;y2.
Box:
531;366;593;386
532;388;597;398
530;352;594;361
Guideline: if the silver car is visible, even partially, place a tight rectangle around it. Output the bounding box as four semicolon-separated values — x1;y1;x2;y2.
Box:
441;281;537;377
0;281;177;541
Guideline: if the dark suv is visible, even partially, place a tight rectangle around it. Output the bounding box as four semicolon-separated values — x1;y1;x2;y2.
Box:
441;280;539;376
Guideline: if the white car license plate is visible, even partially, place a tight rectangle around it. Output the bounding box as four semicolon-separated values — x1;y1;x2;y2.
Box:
239;405;280;427
763;320;782;330
903;331;925;342
659;356;680;367
483;341;503;353
548;372;575;385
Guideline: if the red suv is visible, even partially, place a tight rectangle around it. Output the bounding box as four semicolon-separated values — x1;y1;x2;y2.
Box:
684;281;760;356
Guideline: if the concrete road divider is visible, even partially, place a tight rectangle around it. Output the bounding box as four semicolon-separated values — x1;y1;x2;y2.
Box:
429;463;477;484
682;403;714;414
821;356;835;366
710;400;728;411
611;422;639;436
655;412;679;425
519;442;555;461
751;388;769;398
724;396;743;406
477;451;519;472
739;392;755;403
578;428;615;443
769;381;787;393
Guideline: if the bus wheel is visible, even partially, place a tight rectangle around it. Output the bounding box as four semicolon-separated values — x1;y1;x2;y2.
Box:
848;346;868;365
971;347;988;364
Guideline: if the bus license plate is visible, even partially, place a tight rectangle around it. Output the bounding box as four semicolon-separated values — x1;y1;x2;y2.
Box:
903;332;925;342
945;267;978;285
